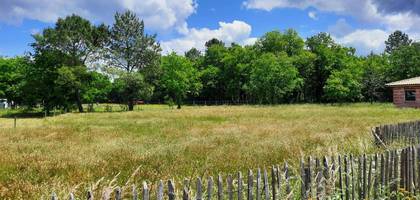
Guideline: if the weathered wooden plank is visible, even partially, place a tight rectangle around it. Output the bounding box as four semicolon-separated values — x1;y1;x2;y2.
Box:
197;177;203;200
350;155;355;200
307;156;312;199
392;150;399;194
263;169;269;200
228;174;233;200
284;162;291;200
344;156;350;200
238;172;243;200
362;154;367;199
87;190;93;200
338;155;343;200
367;156;372;199
133;185;138;200
208;176;214;200
157;180;164;200
256;169;261;200
271;166;276;200
69;192;75;200
218;175;223;200
300;159;306;200
51;192;57;200
248;170;253;200
322;156;329;196
276;165;281;199
168;179;176;200
115;186;122;200
315;158;322;200
143;182;149;200
373;154;378;199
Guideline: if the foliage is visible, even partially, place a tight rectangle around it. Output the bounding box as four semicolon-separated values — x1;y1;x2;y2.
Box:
0;57;28;106
247;53;302;104
385;30;412;54
107;10;161;73
111;72;153;110
161;53;202;108
388;42;420;81
106;10;161;110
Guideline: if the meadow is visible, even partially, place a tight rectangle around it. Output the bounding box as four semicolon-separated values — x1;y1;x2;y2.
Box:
0;103;420;199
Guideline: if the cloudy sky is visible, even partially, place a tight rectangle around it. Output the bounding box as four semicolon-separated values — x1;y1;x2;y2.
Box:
1;0;420;56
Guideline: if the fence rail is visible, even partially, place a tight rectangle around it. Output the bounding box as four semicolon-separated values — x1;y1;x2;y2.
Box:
50;120;420;199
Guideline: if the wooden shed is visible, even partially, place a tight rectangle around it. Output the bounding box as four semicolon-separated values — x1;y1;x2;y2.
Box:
386;76;420;108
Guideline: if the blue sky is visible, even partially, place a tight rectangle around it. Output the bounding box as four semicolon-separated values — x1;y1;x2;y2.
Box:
1;0;420;56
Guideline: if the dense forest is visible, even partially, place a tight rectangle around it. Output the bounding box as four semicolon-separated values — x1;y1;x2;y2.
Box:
1;11;419;112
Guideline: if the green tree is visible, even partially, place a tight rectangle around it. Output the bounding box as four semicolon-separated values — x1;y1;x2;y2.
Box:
255;29;304;56
106;10;161;110
305;32;357;102
247;53;302;104
324;62;364;103
388;42;420;81
112;73;153;110
0;57;28;107
32;14;108;112
361;54;389;102
161;53;202;109
82;72;112;105
185;48;202;62
21;49;68;114
385;30;412;54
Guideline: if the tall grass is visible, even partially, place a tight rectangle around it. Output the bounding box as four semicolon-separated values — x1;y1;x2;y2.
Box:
0;103;419;199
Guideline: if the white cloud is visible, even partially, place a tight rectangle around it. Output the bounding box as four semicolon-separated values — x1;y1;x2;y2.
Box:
243;0;420;54
243;0;420;33
161;20;255;54
334;29;389;55
328;18;353;37
0;0;196;33
308;11;318;20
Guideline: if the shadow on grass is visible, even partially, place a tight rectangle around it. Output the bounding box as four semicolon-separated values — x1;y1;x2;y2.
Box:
0;111;46;119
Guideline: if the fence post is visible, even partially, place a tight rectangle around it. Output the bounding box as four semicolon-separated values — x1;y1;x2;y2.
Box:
14;116;16;128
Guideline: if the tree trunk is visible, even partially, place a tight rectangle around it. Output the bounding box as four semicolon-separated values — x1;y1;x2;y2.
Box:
128;100;134;111
176;98;181;109
76;89;84;113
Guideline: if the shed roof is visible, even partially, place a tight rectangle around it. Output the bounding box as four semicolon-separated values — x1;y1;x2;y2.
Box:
386;76;420;86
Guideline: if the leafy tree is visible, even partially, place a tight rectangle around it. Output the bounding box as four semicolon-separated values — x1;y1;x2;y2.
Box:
205;38;224;48
388;42;420;81
220;44;256;101
0;57;28;107
185;48;202;62
106;10;161;110
324;62;363;103
292;51;316;102
21;49;68;114
32;14;108;112
255;29;304;56
247;53;302;104
361;54;389;102
161;53;202;109
112;72;153;111
200;42;227;100
82;72;112;105
385;30;412;54
305;32;357;102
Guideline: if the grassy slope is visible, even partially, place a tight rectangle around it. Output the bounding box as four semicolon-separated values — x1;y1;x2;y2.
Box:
0;103;419;198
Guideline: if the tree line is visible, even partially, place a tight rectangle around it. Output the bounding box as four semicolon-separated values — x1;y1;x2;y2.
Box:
0;11;419;113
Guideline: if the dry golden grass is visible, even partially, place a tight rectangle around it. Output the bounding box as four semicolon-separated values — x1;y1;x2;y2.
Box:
0;103;419;199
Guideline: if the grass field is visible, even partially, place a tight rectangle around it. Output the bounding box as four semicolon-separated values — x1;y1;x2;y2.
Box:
1;103;420;199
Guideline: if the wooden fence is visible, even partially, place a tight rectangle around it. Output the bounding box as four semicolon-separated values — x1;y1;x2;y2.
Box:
50;120;420;200
373;120;420;145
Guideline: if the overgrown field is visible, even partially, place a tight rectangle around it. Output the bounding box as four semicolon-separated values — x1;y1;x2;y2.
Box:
0;103;420;199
